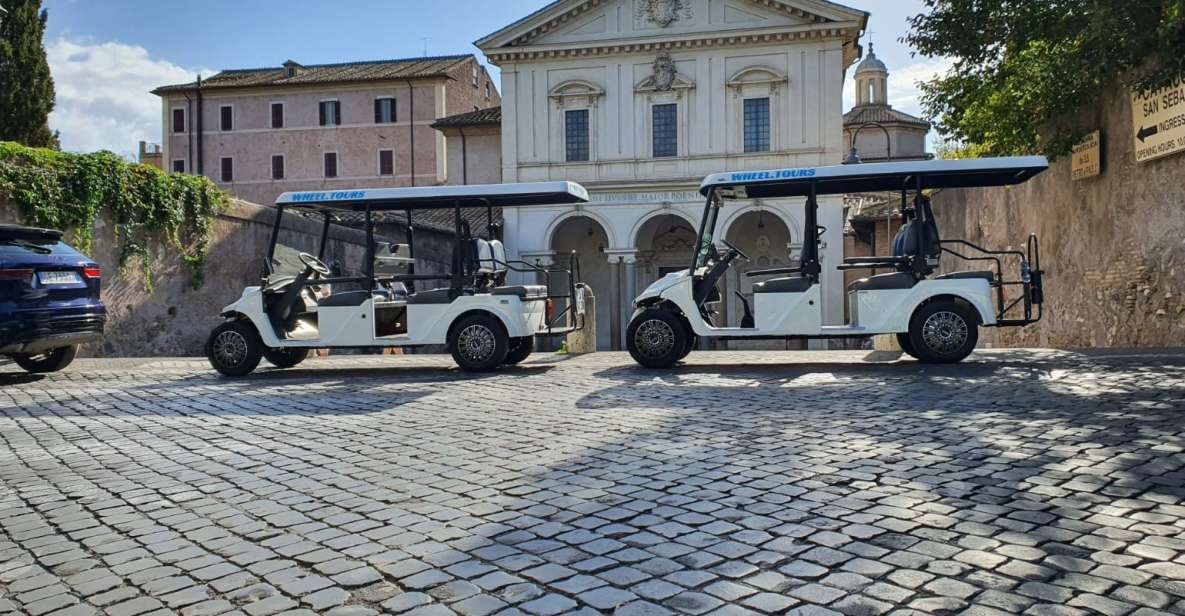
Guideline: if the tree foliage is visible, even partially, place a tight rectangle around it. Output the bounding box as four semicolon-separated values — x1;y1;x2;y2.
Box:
905;0;1185;158
0;142;230;290
0;0;58;148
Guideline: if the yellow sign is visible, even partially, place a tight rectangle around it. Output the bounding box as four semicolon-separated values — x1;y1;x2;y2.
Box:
1071;130;1101;180
1131;76;1185;162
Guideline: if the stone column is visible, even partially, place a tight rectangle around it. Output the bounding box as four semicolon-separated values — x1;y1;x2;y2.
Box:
608;255;622;351
622;252;638;351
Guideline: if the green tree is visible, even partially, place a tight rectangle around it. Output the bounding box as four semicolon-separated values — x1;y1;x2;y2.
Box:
0;0;58;148
905;0;1185;158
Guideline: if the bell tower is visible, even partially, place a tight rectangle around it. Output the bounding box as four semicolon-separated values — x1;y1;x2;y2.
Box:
854;42;888;107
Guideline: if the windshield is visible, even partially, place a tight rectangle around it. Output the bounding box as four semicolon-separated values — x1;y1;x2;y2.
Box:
693;192;722;270
0;238;80;258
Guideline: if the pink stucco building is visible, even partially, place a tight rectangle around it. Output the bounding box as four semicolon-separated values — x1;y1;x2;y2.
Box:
153;55;500;206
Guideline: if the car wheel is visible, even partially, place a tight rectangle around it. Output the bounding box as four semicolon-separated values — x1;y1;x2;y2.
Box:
896;332;920;360
13;346;77;373
449;313;509;372
627;308;688;369
504;336;534;365
264;347;309;368
677;329;697;361
907;299;979;364
206;321;263;377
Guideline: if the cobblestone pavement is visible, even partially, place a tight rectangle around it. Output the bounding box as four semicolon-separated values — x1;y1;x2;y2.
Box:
2;349;1185;616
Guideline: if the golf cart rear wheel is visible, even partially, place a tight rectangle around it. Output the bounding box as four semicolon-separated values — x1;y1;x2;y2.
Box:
264;347;309;368
504;336;534;365
896;333;920;360
627;308;688;369
206;321;263;377
908;299;979;364
449;314;509;372
13;346;77;373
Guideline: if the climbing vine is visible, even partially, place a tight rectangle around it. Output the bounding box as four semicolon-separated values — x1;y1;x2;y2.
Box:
0;141;229;289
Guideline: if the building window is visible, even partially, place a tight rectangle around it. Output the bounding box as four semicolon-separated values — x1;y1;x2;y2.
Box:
219;105;233;131
319;100;341;126
472;65;479;87
485;83;491;101
374;98;396;123
565;109;590;163
171;159;185;173
271;155;285;180
743;97;771;153
220;157;233;183
652;103;678;158
378;150;394;176
271;103;284;129
172;108;185;133
323;152;338;178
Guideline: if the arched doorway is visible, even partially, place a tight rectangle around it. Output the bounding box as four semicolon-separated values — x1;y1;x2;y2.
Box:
724;209;797;332
635;212;697;295
551;216;612;350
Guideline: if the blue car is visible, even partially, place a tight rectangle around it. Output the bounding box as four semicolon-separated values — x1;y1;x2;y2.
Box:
1;225;106;373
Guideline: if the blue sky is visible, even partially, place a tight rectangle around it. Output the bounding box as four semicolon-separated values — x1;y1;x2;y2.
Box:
40;0;942;157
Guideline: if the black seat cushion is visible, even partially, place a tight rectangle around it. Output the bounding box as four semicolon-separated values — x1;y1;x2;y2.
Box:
319;290;372;307
848;272;918;292
407;288;454;305
753;276;813;294
492;285;547;299
936;270;994;281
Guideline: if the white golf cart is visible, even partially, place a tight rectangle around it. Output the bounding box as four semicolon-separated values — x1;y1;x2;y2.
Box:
205;182;589;376
625;156;1049;367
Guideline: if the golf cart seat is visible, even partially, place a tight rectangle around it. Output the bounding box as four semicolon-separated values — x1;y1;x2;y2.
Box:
936;270;994;281
848;271;918;292
319;290;373;307
408;288;453;304
492;285;548;299
753;276;813;294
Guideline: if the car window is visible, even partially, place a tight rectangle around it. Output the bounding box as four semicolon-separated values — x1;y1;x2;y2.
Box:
0;239;83;258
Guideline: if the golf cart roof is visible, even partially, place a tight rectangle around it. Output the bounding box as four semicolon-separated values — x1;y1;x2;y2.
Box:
700;156;1049;199
275;181;589;211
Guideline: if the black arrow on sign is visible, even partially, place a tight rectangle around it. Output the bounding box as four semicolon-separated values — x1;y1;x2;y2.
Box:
1137;125;1159;142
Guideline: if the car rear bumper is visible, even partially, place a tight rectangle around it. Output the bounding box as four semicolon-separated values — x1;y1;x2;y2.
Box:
0;309;106;355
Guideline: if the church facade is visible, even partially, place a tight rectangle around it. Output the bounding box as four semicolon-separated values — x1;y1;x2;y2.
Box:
477;0;867;349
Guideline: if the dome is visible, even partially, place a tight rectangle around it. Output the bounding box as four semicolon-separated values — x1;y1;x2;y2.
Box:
855;44;887;74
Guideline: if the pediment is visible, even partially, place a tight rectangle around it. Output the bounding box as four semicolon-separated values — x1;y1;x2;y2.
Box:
476;0;866;51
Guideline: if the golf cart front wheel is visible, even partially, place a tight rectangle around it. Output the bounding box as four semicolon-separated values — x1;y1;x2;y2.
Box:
13;346;77;373
627;308;688;369
504;336;534;365
206;321;263;377
264;347;309;368
896;333;920;360
449;314;509;372
907;299;979;363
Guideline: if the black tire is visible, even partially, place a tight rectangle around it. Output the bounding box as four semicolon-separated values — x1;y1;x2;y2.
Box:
504;337;534;365
677;330;697;361
264;347;309;368
907;298;979;364
627;308;689;369
449;313;509;372
896;332;920;360
13;346;77;373
206;321;263;377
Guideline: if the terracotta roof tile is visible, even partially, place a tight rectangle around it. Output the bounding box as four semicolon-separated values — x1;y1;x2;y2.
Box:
153;55;472;94
844;104;930;128
431;107;502;129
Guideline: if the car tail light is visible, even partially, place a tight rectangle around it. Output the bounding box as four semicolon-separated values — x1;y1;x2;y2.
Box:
0;268;33;280
546;298;555;319
82;266;101;279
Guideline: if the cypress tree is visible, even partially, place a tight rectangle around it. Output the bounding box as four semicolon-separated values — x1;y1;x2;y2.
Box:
0;0;59;148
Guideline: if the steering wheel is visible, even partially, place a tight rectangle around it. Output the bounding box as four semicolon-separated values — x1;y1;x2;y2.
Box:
720;238;751;262
299;252;331;276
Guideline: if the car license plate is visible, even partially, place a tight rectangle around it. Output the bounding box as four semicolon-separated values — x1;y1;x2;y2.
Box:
38;270;82;285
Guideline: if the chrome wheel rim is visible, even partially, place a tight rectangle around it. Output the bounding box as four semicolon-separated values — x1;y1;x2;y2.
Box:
634;319;676;359
922;311;968;355
213;330;248;367
457;324;496;362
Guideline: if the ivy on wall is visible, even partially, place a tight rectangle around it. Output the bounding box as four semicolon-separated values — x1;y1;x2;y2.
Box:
0;141;229;289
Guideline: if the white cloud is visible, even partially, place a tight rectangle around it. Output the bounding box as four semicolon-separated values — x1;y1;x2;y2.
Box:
46;38;209;158
843;55;956;119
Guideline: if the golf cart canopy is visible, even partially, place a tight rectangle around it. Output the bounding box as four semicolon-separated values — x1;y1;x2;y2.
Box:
700;156;1050;199
276;181;589;210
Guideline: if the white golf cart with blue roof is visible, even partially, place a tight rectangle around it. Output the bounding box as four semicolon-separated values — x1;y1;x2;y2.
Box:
626;156;1049;368
205;182;589;376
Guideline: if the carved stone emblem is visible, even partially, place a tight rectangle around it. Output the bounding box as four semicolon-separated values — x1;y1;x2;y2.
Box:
652;53;677;91
637;0;690;28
